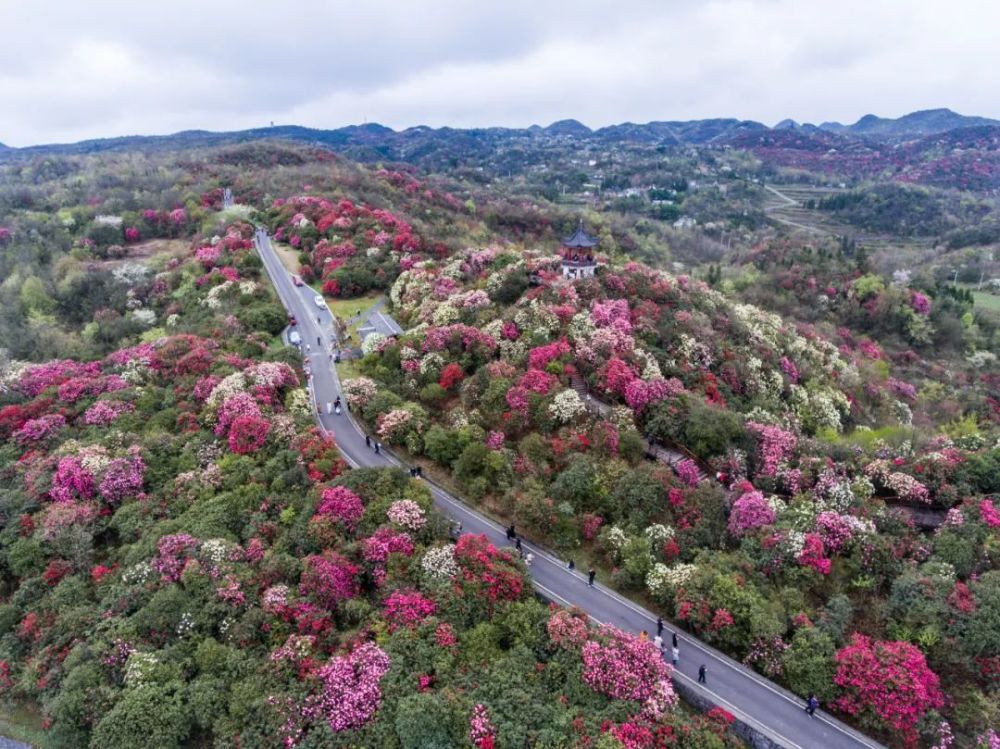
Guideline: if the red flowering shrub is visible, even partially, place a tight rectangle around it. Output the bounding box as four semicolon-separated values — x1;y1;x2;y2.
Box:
438;363;465;390
227;414;271;454
832;635;943;747
382;589;437;630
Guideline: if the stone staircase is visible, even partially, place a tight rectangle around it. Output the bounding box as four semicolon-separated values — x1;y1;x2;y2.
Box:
570;376;710;484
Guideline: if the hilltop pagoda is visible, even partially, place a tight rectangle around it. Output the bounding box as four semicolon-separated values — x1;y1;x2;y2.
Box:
560;220;598;279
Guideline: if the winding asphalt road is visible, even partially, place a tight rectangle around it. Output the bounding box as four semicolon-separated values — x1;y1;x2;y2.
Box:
254;229;884;749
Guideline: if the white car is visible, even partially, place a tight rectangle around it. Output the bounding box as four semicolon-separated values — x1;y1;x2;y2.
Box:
289;330;302;345
314;295;325;310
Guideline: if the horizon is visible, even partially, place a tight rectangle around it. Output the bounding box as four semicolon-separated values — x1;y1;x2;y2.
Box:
3;0;1000;147
1;105;991;150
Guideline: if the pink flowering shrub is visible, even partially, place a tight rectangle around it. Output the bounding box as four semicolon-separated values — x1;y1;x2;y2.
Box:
887;378;917;401
676;459;701;487
214;392;263;437
485;430;505;450
386;500;426;530
581;625;674;704
832;635;943;748
299;552;359;608
362;528;414;564
590;298;630;327
15;414;66;444
49;457;96;503
98;451;146;504
624;377;683;413
195;245;222;269
727;490;776;536
153;533;200;582
83;400;135;426
746;422;797;477
315;486;365;531
779;356;800;384
216;575;246;607
547;608;589;650
382;589;436;630
307;642;391;732
18;359;100;397
980;499;1000;529
469;703;497;749
910;291;932;315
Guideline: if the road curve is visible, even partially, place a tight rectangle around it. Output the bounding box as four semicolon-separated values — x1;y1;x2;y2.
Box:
254;230;884;749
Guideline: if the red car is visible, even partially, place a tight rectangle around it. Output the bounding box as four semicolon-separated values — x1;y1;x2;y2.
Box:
292;275;304;287
288;314;297;326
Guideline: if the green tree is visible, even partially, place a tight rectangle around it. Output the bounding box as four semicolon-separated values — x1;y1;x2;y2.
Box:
90;682;190;749
782;627;837;701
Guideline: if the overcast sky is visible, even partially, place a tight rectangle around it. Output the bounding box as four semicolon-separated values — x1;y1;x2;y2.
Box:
1;0;996;147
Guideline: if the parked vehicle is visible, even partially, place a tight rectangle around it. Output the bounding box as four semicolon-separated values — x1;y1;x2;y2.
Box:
292;275;304;287
289;330;301;345
288;314;297;326
314;295;325;309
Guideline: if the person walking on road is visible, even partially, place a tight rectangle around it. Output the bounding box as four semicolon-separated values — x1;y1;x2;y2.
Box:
805;694;819;717
567;559;575;571
671;646;679;667
365;435;371;449
654;633;663;651
506;524;516;541
698;664;707;684
525;552;533;567
374;442;381;454
672;631;678;649
656;617;663;636
515;538;522;553
587;569;596;587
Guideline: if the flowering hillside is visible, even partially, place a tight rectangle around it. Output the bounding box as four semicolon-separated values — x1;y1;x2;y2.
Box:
346;244;1000;747
0;221;743;749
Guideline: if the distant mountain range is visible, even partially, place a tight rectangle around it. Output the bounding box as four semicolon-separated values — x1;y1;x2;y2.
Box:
1;108;997;164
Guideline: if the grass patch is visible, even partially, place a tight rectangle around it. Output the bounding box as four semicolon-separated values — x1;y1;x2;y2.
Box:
271;241;303;276
0;700;46;747
335;357;365;382
325;293;382;324
971;290;1000;312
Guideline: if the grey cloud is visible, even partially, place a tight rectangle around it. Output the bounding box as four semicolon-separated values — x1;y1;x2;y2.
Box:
0;0;997;146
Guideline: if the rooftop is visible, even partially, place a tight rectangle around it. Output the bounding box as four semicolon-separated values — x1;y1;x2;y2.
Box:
562;220;598;248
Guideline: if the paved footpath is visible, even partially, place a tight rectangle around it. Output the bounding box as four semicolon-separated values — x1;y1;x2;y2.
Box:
255;230;885;749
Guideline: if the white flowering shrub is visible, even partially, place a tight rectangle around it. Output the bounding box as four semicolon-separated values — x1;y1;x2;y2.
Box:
361;332;387;356
124;651;158;688
549;389;586;423
422;545;459;579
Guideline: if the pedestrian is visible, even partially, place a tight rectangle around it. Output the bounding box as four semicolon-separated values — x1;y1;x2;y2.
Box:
306;343;311;353
698;664;707;684
671;646;679;667
567;559;575;571
515;537;523;553
640;630;648;642
374;442;381;454
365;435;371;448
525;552;533;567
506;523;516;541
672;632;678;649
805;694;819;717
588;569;596;587
656;617;663;636
317;336;321;345
416;466;423;478
654;633;663;650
